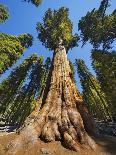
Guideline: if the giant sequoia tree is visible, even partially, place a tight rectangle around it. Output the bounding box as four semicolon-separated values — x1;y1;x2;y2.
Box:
7;7;96;152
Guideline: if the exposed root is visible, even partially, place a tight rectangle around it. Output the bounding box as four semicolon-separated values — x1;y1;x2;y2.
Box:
5;45;97;153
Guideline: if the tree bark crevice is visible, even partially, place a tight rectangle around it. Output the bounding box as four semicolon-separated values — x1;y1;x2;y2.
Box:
7;45;97;153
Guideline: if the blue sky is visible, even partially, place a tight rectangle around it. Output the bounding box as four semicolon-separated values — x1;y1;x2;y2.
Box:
0;0;115;91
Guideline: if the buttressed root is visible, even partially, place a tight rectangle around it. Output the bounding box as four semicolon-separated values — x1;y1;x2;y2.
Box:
6;45;97;153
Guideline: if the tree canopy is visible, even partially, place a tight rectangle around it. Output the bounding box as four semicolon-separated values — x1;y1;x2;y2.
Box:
0;54;38;114
76;59;111;120
92;50;116;116
78;0;116;50
0;4;9;23
24;0;42;7
4;56;46;125
0;55;52;125
18;33;33;48
0;33;33;74
36;7;79;51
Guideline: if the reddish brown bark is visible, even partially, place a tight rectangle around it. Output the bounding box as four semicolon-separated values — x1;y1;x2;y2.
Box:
7;44;97;152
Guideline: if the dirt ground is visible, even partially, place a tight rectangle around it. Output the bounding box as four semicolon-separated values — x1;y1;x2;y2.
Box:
0;133;116;155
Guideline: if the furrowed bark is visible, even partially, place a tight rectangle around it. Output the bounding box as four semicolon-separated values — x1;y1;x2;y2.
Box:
7;43;96;153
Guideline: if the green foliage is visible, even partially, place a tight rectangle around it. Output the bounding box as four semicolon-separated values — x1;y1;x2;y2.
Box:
0;56;52;125
0;4;9;23
92;50;116;116
98;0;109;18
76;59;111;120
36;7;79;51
18;33;33;48
78;0;116;50
6;56;45;124
24;0;42;7
0;54;38;115
0;33;33;74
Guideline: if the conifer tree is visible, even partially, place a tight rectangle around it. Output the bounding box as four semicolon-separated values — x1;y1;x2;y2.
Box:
37;7;79;51
8;7;96;152
76;59;111;121
78;0;116;50
4;56;45;125
0;33;33;74
0;54;38;115
78;0;116;119
92;50;116;117
0;3;9;23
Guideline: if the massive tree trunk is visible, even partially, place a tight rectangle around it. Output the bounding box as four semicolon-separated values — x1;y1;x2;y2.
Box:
7;43;97;152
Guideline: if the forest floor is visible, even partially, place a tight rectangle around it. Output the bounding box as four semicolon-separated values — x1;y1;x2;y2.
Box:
0;132;116;155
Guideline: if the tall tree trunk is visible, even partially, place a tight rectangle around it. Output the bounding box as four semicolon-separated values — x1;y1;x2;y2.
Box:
8;44;96;152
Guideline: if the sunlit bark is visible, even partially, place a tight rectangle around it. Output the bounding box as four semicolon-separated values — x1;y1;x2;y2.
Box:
7;42;96;152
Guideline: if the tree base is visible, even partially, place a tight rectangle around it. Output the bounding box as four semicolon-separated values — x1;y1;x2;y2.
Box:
4;46;97;153
5;99;96;153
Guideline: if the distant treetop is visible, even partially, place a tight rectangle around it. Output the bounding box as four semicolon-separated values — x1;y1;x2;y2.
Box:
0;3;9;23
24;0;42;7
78;0;116;50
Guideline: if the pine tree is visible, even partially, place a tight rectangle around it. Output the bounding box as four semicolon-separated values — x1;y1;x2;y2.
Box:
0;54;38;115
76;59;111;121
92;50;116;118
0;33;33;74
0;3;9;23
9;7;96;152
78;0;116;50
